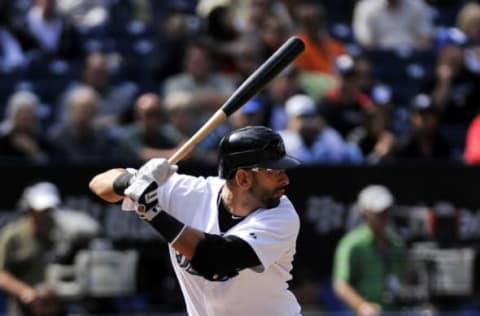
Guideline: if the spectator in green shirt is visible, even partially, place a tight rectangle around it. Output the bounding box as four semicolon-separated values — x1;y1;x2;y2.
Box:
333;185;405;316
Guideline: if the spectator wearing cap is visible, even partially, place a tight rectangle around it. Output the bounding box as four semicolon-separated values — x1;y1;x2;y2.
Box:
333;185;406;316
393;94;452;161
278;94;363;165
319;54;374;138
229;97;267;129
0;181;100;315
0;182;65;316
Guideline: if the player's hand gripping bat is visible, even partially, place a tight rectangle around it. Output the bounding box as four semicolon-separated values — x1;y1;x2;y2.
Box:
167;36;305;164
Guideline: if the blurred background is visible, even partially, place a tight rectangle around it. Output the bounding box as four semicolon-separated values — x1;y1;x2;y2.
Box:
0;0;480;315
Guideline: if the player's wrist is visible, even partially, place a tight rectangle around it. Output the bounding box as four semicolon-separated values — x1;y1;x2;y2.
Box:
113;172;134;196
148;210;186;244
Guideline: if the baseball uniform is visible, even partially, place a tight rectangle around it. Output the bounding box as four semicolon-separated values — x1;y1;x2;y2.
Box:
123;173;301;316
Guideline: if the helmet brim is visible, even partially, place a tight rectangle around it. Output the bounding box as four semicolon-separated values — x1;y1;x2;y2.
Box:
254;155;301;170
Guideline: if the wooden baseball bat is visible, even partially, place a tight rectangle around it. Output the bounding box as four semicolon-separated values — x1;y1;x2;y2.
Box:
168;36;305;164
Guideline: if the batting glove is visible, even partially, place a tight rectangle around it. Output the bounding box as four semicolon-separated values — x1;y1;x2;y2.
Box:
124;158;177;201
138;158;177;186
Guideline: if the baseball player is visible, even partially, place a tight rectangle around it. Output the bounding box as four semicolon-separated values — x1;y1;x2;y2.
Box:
89;126;303;316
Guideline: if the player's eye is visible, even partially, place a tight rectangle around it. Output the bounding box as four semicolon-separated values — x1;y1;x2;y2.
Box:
250;168;285;176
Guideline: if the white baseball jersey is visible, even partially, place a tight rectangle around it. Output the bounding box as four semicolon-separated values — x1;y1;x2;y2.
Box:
124;173;301;316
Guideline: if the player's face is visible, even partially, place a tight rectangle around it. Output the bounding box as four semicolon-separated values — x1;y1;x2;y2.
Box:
248;168;289;208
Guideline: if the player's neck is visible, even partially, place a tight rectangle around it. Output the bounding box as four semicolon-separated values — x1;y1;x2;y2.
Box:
221;185;256;218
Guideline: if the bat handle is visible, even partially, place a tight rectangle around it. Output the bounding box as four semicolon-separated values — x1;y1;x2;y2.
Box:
167;110;228;164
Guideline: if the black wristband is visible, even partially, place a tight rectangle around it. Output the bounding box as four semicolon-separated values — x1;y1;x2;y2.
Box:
113;172;134;195
149;210;186;243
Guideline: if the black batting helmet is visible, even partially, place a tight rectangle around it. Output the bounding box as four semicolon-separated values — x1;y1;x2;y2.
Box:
218;126;300;179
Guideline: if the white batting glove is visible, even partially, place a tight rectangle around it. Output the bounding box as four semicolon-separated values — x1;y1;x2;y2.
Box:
124;158;177;203
139;158;177;185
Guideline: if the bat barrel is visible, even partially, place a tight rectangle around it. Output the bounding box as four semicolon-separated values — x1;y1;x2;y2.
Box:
221;36;305;116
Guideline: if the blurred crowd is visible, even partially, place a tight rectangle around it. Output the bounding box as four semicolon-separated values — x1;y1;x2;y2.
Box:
1;0;480;167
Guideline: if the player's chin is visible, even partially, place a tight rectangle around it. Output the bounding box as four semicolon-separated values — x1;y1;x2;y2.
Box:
264;195;282;208
264;199;281;209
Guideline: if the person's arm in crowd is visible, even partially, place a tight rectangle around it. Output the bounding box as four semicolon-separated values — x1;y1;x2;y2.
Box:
0;270;37;305
413;1;434;51
334;280;382;316
352;2;374;49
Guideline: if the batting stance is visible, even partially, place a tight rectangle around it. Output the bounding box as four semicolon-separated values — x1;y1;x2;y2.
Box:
89;126;303;316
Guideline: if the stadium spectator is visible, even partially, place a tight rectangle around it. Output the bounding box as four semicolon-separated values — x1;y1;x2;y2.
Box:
421;44;480;126
0;1;33;71
163;91;219;166
60;51;138;129
117;93;180;163
278;94;363;165
197;2;241;73
230;37;265;86
292;2;347;75
258;14;291;59
0;180;100;315
48;85;116;163
0;182;66;316
229;97;268;130
393;94;452;161
319;54;374;138
24;0;84;59
0;91;58;165
56;0;110;29
456;2;480;45
232;0;294;37
347;86;397;165
333;185;406;316
352;0;434;51
161;40;236;121
353;56;375;96
152;2;200;82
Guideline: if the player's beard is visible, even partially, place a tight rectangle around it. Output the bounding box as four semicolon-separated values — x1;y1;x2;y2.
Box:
249;180;286;209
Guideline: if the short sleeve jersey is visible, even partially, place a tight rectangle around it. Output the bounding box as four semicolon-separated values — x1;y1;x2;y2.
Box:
129;173;302;316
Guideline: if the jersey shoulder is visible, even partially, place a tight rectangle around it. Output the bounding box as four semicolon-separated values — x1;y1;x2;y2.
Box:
248;196;300;231
166;174;224;195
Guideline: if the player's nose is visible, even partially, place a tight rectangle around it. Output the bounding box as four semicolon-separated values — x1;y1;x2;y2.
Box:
278;171;289;186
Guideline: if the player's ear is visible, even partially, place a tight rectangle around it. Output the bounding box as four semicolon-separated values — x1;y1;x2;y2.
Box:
234;169;253;188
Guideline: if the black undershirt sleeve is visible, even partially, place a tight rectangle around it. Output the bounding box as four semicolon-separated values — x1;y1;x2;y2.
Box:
190;233;262;281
